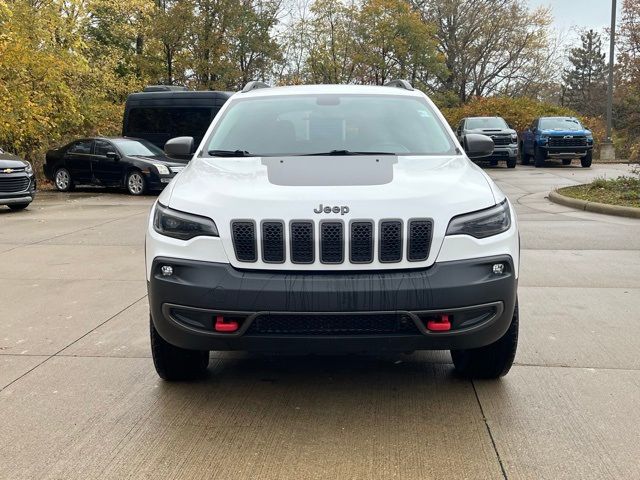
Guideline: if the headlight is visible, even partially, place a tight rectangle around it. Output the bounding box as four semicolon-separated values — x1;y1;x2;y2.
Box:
510;134;518;143
24;161;33;175
153;203;219;240
153;164;170;175
446;199;511;239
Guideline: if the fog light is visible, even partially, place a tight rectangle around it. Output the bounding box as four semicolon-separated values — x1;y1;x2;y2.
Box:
161;265;173;276
492;263;505;275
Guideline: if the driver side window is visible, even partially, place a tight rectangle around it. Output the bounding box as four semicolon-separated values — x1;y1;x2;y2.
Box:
94;140;115;157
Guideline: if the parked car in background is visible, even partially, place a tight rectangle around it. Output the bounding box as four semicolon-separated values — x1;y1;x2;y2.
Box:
44;137;188;195
520;117;594;168
0;147;36;210
123;86;232;152
456;117;517;168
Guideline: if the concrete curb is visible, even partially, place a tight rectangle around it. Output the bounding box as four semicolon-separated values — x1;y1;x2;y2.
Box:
548;189;640;219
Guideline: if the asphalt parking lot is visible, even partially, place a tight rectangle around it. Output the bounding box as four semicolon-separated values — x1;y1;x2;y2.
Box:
1;163;639;479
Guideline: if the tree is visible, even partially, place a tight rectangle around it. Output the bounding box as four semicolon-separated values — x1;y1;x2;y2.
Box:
561;29;607;117
615;0;640;160
304;0;360;84
412;0;555;104
149;0;195;85
355;0;444;87
287;0;445;89
226;0;282;88
186;0;281;90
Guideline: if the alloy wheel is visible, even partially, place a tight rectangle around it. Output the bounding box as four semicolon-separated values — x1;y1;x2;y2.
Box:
128;172;144;195
55;169;70;190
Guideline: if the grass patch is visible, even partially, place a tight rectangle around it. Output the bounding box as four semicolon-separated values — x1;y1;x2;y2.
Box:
558;176;640;208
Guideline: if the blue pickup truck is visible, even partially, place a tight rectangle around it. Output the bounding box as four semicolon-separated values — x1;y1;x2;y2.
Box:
520;117;594;168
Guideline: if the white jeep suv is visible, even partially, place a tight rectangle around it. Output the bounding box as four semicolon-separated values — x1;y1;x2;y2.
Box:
146;81;520;381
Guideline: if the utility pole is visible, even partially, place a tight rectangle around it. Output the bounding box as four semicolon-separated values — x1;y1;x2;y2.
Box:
602;0;617;161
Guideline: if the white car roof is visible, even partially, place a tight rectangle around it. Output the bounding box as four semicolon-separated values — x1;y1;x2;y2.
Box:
232;84;424;99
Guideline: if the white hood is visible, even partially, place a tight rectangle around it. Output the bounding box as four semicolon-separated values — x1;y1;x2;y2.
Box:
162;154;498;270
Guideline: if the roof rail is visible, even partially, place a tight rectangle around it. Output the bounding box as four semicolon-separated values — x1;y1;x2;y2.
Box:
241;81;271;93
383;79;414;91
143;85;188;92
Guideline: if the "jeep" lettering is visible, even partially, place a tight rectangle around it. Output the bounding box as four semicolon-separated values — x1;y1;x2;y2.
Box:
313;204;350;215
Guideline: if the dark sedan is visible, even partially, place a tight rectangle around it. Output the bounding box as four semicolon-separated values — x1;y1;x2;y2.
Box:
44;137;188;195
0;147;36;210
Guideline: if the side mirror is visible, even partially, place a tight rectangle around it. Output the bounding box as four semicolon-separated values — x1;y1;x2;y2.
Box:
164;136;194;158
106;151;119;161
462;133;494;159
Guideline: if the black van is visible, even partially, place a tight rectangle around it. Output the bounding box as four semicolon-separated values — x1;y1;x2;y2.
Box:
122;86;232;150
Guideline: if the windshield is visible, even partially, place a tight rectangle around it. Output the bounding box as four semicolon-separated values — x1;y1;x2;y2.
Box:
539;118;583;131
205;94;456;157
112;138;165;156
466;117;508;129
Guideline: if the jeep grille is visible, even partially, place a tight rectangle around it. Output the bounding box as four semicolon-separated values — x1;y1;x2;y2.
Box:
231;218;433;266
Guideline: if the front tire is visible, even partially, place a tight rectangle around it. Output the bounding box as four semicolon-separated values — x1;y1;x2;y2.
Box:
126;170;147;195
581;151;593;168
150;316;209;381
54;167;74;192
8;202;30;211
534;147;546;168
507;155;517;169
451;302;519;379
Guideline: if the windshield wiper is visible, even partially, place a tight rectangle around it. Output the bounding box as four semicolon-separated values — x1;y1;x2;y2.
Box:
207;149;253;157
302;149;396;156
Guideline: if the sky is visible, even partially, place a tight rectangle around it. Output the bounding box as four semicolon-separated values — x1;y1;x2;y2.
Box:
527;0;619;39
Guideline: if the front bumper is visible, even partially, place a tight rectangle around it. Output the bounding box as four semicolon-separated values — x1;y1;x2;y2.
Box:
145;172;176;191
489;145;518;160
541;144;593;158
148;255;517;353
0;174;36;205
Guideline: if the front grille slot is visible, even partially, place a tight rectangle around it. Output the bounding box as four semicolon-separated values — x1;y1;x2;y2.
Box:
231;221;257;262
408;219;433;261
248;313;420;335
320;221;344;264
379;220;402;263
262;221;285;263
491;136;511;146
548;136;587;148
290;221;314;263
0;176;30;193
350;221;373;263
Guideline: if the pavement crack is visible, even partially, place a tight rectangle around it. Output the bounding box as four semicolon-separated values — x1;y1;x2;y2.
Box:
472;380;508;480
0;295;148;394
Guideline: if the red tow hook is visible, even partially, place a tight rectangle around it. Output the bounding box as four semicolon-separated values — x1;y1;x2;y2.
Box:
427;314;451;332
214;315;239;333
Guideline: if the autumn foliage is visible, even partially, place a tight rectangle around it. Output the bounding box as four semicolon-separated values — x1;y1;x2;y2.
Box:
442;97;606;148
0;0;638;171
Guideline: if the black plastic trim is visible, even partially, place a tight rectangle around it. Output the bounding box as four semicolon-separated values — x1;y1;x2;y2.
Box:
148;255;517;352
231;220;258;263
319;219;345;264
289;220;315;264
260;219;285;264
349;220;374;264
